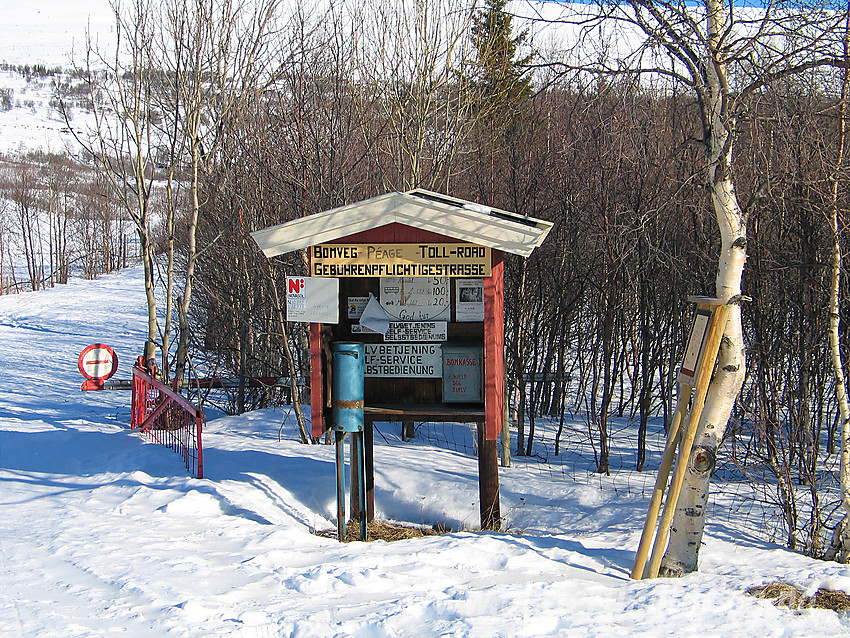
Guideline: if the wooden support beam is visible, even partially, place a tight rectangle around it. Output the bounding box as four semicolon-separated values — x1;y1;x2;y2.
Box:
310;322;323;439
335;431;346;542
483;253;505;441
365;421;375;520
644;303;731;578
350;433;362;523
402;421;415;441
630;380;692;579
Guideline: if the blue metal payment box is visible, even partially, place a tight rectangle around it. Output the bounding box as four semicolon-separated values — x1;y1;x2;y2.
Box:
332;342;365;432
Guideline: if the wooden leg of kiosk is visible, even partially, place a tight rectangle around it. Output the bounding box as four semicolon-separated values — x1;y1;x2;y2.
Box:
347;432;368;541
402;421;415;441
477;421;501;530
350;428;376;524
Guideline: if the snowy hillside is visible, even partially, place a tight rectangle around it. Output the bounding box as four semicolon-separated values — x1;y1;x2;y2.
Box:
1;267;848;636
0;0;113;68
0;0;112;157
0;66;95;157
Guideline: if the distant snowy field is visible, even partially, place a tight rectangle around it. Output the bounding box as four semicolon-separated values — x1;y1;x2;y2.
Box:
0;68;95;157
0;0;114;68
0;0;112;157
1;268;849;636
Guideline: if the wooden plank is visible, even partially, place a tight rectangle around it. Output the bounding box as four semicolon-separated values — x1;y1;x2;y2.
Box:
365;421;375;519
645;303;732;578
364;404;485;422
350;433;362;523
630;380;693;579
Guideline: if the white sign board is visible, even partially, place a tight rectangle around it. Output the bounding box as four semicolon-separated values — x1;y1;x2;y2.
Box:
455;278;484;322
286;277;339;324
384;321;447;342
380;277;450;321
679;308;712;382
365;343;442;378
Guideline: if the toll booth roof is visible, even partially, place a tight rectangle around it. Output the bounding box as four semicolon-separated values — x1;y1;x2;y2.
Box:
250;189;553;259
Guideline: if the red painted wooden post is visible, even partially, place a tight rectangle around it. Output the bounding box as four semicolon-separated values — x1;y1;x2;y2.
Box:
484;251;505;441
477;421;501;530
480;250;503;530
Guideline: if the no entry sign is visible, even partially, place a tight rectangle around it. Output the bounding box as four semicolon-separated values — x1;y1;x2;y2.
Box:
78;344;118;381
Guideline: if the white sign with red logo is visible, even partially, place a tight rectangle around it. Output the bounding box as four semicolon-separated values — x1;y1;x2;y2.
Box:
286;276;339;324
78;344;118;380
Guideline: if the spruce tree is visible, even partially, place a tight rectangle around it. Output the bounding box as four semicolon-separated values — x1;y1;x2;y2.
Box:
470;0;532;126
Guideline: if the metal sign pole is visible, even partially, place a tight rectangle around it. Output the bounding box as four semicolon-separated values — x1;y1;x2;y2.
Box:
336;431;347;542
331;342;365;542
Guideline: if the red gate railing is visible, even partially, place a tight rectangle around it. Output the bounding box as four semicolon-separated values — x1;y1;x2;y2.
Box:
131;360;204;478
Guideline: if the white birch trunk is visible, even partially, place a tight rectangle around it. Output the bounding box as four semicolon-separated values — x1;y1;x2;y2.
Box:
829;191;850;562
826;10;850;563
659;0;747;576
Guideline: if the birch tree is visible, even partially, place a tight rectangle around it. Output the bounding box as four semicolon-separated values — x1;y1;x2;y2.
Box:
358;0;476;190
71;0;160;368
536;0;849;574
826;8;850;562
151;0;281;383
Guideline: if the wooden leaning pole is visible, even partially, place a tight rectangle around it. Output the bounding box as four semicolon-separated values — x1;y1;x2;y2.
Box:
631;297;731;580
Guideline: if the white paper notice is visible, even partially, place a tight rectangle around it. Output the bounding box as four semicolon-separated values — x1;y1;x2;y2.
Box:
455;278;484;322
359;293;391;335
380;277;450;321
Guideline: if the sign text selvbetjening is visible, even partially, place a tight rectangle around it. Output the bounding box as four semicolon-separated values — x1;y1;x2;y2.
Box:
311;243;492;278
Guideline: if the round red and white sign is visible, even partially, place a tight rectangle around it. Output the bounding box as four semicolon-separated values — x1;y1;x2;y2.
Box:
78;344;118;381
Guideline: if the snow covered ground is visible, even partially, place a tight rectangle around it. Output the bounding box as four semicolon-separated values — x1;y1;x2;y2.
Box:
1;267;849;636
0;0;110;158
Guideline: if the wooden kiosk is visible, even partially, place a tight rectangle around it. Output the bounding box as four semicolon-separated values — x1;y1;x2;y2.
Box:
252;190;552;531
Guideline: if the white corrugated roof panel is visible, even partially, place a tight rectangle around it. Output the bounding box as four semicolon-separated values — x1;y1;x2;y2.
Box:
250;190;553;259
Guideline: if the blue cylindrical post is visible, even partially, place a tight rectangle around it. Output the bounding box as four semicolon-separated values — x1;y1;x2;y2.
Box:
331;342;364;433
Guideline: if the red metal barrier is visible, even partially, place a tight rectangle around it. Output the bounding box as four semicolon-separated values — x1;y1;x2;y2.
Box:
131;360;204;479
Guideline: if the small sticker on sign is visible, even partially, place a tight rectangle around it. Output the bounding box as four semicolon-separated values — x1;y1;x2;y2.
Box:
348;296;369;319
